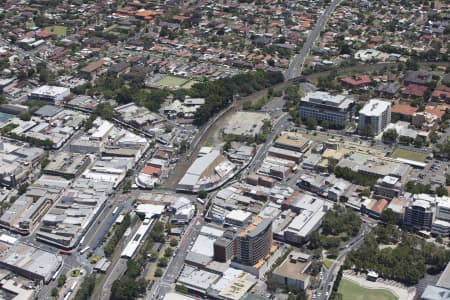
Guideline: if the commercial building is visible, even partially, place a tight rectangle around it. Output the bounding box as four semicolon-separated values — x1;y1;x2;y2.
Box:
357;99;391;135
225;210;252;227
280;194;327;244
272;252;311;290
235;218;272;266
268;146;303;163
177;150;236;192
299;91;355;128
337;152;411;181
177;265;221;295
274;132;310;153
29;85;70;104
0;138;45;187
0;184;64;234
213;236;235;262
0;241;62;283
373;176;402;200
43;152;90;179
114;103;163;128
327;179;351;202
36;178;114;249
361;198;389;219
404;199;434;231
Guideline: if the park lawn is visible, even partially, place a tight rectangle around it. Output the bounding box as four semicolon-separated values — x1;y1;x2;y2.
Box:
44;25;67;37
323;259;334;269
391;148;426;162
338;279;398;300
156;75;189;88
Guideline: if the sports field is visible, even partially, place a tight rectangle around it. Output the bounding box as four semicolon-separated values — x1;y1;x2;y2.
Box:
338;279;398;300
44;26;67;37
155;76;189;88
391;148;426;162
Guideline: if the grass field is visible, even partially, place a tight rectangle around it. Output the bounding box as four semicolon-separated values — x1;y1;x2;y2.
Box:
391;148;426;162
156;76;189;88
323;259;334;269
44;25;67;37
338;279;398;300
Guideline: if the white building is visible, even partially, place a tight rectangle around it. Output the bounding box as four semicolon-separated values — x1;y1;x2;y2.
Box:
29;85;70;104
358;99;391;135
299;91;355;128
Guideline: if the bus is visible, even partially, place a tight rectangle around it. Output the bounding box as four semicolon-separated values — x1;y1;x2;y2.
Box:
80;246;90;255
112;207;119;215
79;236;86;246
59;249;72;255
51;267;62;281
196;198;205;205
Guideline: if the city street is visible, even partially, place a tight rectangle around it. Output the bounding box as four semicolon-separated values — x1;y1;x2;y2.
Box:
285;0;342;80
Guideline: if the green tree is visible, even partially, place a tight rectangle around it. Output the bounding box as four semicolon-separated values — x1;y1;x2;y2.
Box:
436;186;449;197
164;247;173;257
306;117;318;130
154;267;163;277
175;284;188;294
359;188;371;198
110;277;146;300
17;183;29;195
51;287;59;297
380;208;397;225
414;136;425;148
57;274;66;287
170;238;178;247
126;259;141;278
321;120;330;129
362;124;374;137
197;190;207;199
158;257;169;267
327;247;339;259
73;275;96;300
382;129;398;143
19;111;31;121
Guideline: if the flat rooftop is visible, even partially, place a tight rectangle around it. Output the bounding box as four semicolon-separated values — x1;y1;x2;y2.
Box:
359;99;391;116
273;252;311;281
0;242;62;282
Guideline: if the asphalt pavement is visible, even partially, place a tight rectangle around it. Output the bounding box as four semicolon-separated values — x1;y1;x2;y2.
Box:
147;215;204;299
285;0;342;80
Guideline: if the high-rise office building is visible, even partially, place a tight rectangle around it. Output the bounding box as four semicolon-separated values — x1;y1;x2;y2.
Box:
235;218;272;266
358;99;391;135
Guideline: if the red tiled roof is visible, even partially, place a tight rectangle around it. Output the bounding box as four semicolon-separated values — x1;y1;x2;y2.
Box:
35;30;53;38
425;104;448;119
402;84;428;97
391;104;418;116
141;165;161;176
372;199;389;214
432;85;450;100
340;75;372;87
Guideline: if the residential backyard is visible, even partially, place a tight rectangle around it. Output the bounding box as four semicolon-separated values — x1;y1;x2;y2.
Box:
338;279;398;300
44;25;67;37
